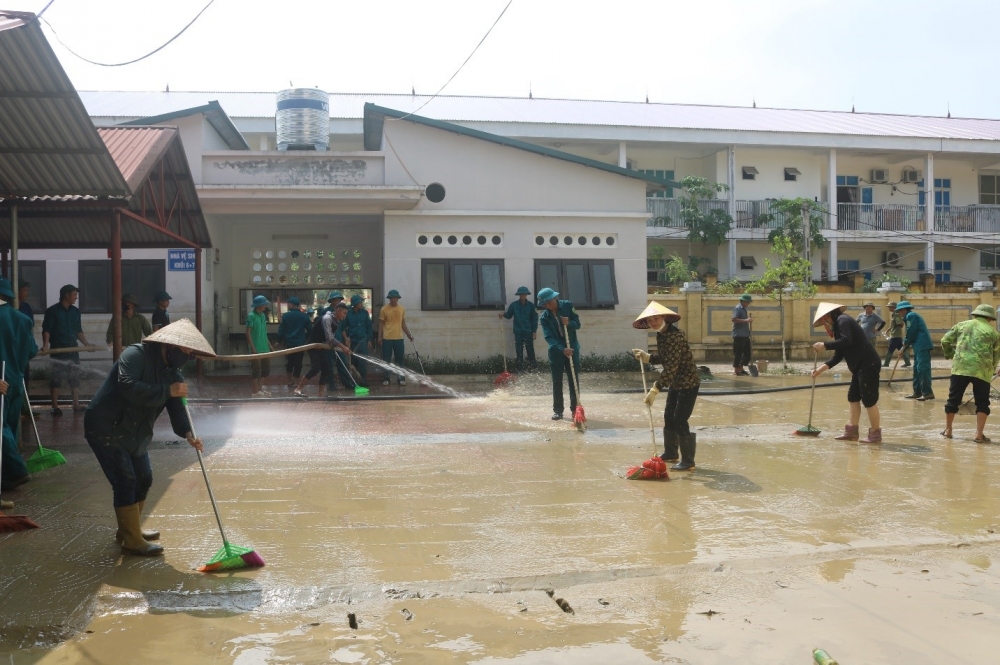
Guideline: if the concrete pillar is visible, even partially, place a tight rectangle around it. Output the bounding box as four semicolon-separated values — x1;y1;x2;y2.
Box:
925;153;935;232
828;239;839;282
618;141;627;169
111;210;122;360
920;272;936;294
827;150;838;230
727;146;737;279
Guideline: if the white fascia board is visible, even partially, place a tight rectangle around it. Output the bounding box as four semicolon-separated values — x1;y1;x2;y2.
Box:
201;150;382;158
385;210;648;218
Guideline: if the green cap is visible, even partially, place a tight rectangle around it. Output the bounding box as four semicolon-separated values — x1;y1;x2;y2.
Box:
972;304;997;320
739;294;752;302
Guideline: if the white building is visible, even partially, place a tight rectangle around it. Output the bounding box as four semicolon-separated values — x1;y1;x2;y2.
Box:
18;90;1000;359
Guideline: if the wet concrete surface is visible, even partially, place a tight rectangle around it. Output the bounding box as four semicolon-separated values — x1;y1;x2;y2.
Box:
4;371;1000;663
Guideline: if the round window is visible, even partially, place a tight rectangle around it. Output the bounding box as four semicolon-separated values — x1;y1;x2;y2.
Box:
278;250;287;259
606;236;616;246
535;236;544;246
492;235;501;245
592;237;601;245
549;236;558;245
478;235;487;245
265;250;274;259
448;235;457;245
252;275;262;284
425;182;446;203
252;250;262;259
316;275;323;284
418;235;428;245
265;275;274;284
291;250;300;258
577;236;586;245
278;275;287;284
253;263;262;272
564;236;573;245
463;235;472;245
433;235;443;245
277;262;287;272
265;263;274;272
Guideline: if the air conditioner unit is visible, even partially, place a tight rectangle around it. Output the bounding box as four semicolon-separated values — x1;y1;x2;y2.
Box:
870;169;889;183
882;251;902;266
901;168;922;184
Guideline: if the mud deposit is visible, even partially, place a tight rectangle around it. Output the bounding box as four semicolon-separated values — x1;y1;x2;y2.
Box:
3;377;1000;663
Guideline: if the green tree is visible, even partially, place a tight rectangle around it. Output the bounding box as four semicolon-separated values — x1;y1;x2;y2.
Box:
652;176;732;273
664;253;697;286
764;198;826;255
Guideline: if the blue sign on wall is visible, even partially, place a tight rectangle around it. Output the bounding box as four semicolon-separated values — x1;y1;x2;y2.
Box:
168;249;196;271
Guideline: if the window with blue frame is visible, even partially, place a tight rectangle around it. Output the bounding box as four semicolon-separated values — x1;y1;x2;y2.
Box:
836;259;870;280
982;249;1000;271
639;170;674;198
917;179;951;207
917;260;952;282
836;176;860;187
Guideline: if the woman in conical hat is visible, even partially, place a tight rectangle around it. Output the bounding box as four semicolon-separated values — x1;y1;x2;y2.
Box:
631;301;701;471
84;319;215;557
811;303;884;444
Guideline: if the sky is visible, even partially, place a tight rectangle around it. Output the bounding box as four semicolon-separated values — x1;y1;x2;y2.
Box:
23;0;997;118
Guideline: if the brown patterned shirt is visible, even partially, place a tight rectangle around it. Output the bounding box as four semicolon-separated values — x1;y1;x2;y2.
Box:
648;324;701;391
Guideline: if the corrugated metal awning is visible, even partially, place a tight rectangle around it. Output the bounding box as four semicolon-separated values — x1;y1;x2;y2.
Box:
0;11;129;198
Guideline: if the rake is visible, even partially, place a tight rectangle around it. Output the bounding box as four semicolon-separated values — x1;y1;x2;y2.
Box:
182;398;265;572
23;378;66;474
0;362;40;532
794;352;821;436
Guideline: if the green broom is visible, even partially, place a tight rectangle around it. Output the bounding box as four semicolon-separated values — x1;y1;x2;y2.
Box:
23;379;66;473
335;352;369;395
181;398;265;573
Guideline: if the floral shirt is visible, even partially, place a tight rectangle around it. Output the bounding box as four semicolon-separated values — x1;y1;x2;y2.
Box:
940;317;1000;382
648;324;700;391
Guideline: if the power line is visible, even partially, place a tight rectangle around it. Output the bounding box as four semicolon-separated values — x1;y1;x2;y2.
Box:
394;0;513;121
39;0;216;67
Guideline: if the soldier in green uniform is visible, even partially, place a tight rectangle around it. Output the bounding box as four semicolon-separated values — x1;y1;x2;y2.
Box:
882;302;911;368
0;276;37;491
499;286;539;371
896;301;935;401
940;304;1000;442
537;288;581;420
106;293;152;348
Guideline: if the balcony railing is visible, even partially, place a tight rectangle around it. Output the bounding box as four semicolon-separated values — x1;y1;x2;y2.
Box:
647;199;828;230
837;203;1000;233
649;198;1000;234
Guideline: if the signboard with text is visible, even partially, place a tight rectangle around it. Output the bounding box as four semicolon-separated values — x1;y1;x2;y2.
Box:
168;249;196;271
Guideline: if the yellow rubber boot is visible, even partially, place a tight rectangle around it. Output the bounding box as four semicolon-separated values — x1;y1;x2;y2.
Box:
116;500;160;544
114;504;164;556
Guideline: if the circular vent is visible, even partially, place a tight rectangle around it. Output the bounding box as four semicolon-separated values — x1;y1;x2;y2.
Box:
425;183;446;203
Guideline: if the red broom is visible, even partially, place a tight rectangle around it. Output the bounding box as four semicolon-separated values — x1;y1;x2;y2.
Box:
0;361;40;532
562;322;586;430
626;353;669;480
495;319;514;386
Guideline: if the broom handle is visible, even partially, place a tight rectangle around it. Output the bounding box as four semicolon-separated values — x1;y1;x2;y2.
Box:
335;350;359;388
807;352;818;428
499;320;508;373
1;363;4;485
22;378;42;454
887;352;902;387
639;355;657;454
562;320;581;404
183;398;230;548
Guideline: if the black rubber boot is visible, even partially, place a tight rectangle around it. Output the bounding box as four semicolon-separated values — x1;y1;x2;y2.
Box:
660;429;679;463
671;433;696;471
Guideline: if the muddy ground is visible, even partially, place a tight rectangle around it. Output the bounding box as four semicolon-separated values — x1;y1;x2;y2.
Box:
2;369;999;664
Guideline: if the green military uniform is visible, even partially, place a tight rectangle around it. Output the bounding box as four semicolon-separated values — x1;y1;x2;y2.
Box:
0;277;38;489
942;307;1000;418
883;309;910;367
538;289;581;418
107;312;152;347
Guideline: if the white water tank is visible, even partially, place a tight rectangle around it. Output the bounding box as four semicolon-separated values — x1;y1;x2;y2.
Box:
276;88;329;151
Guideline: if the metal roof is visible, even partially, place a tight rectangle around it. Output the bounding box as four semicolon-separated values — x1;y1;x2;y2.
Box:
364;104;678;192
0;126;210;249
119;100;250;150
0;12;129;198
80;90;1000;143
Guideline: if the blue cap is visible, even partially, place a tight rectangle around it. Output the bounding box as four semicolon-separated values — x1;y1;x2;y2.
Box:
252;295;269;308
350;294;365;307
328;291;343;302
895;300;914;310
287;296;300;306
0;276;14;300
154;290;172;302
387;289;401;299
535;287;559;307
515;286;531;296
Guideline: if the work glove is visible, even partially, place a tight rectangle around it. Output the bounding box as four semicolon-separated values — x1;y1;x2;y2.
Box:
643;385;660;407
632;349;650;363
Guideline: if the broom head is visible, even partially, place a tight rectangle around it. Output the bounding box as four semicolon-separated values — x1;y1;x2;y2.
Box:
354;385;370;396
197;542;265;572
494;370;515;386
25;446;67;474
0;512;40;532
626;457;670;481
794;425;821;436
573;404;586;425
957;400;978;416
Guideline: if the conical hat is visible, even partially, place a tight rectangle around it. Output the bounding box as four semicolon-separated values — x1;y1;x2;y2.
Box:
143;318;216;357
812;302;845;327
633;301;680;329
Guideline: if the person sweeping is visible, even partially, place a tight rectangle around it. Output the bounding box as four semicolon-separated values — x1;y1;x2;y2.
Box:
940;304;1000;442
632;302;701;471
811;302;883;444
537;288;581;421
85;319;214;556
894;301;935;401
499;286;539;371
883;302;911;369
0;277;37;493
277;296;311;388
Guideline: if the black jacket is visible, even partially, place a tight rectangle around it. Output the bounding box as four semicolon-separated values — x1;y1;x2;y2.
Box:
84;343;191;457
823;313;881;374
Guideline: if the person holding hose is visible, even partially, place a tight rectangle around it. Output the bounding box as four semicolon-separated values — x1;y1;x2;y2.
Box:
499;286;539;371
339;295;373;388
895;301;935;401
811;302;883;444
632;301;701;471
940;304;1000;442
84;319;213;556
377;290;413;386
537;287;581;421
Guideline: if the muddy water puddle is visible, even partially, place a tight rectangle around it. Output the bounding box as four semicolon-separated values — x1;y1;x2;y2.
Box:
6;385;1000;662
